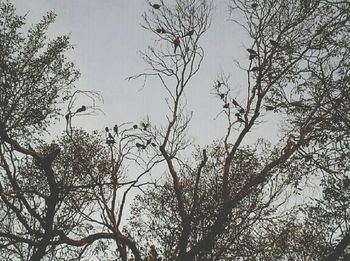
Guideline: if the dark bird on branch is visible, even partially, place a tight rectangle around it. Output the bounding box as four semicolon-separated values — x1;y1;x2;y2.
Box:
133;124;138;129
223;103;230;109
113;124;119;136
151;3;161;9
151;142;157;147
156;28;162;33
173;36;180;53
105;127;109;132
252;3;258;8
184;29;194;37
75;105;86;114
239;107;245;114
247;48;257;55
232;98;240;107
136;143;146;149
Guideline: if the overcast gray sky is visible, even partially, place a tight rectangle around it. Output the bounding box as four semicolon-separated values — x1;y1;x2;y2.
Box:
10;0;279;146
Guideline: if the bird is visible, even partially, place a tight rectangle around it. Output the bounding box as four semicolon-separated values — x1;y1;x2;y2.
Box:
219;93;226;100
113;124;119;136
151;3;161;9
105;127;109;132
156;28;162;33
151;142;157;147
133;124;138;129
232;98;240;107
223;103;230;109
247;48;257;55
173;37;180;53
184;29;194;37
75;105;86;113
252;3;258;8
136;143;146;149
239;107;245;114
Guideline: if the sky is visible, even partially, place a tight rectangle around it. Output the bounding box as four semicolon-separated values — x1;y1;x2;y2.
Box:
10;0;280;146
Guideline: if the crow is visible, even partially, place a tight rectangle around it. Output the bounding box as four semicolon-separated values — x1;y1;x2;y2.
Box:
151;3;161;9
173;37;180;53
75;105;86;113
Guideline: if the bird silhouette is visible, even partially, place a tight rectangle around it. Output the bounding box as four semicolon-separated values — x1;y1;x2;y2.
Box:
133;124;138;129
219;93;225;100
156;28;162;33
105;127;109;132
136;143;146;149
239;107;245;114
151;142;157;147
232;98;240;107
151;3;161;9
113;124;119;136
173;37;180;53
223;103;230;109
252;3;258;8
75;105;86;113
247;48;257;55
184;29;194;37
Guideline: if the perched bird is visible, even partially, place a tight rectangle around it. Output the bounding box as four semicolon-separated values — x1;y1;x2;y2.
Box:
151;142;157;147
136;143;146;149
252;3;258;8
151;3;161;9
105;127;109;132
184;29;194;37
247;48;257;55
223;103;230;109
75;105;86;113
219;93;226;100
173;37;180;53
232;98;240;107
113;124;119;136
133;124;138;129
239;107;245;114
